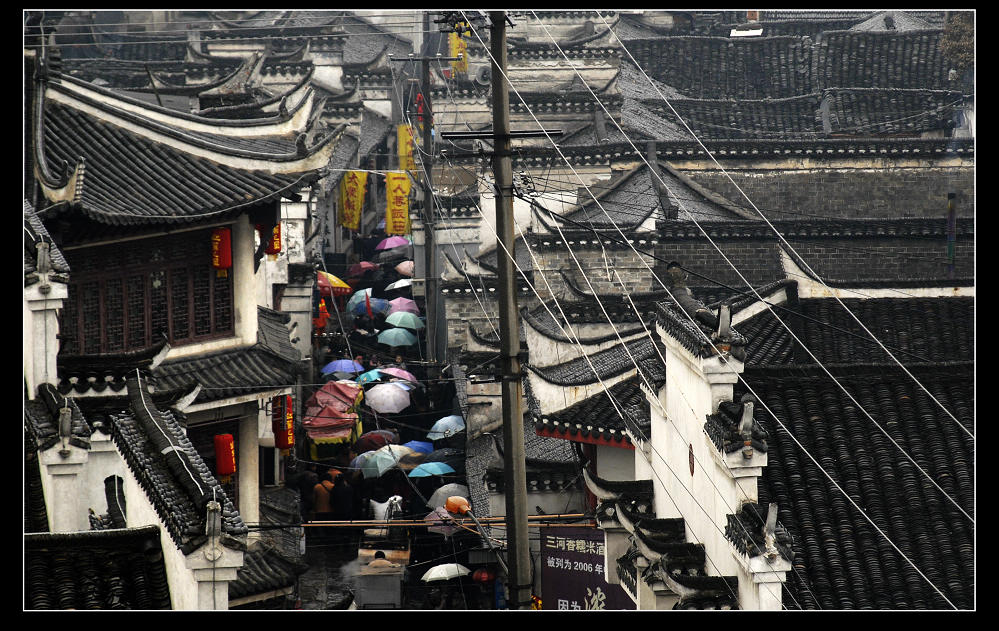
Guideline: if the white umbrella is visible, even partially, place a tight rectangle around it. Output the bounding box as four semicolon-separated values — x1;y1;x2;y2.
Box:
427;483;469;509
385;278;413;291
421;563;470;582
364;383;411;414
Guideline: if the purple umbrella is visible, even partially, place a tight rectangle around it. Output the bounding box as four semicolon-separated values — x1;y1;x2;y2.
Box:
381;367;418;382
376;236;412;250
387;297;420;315
424;507;460;537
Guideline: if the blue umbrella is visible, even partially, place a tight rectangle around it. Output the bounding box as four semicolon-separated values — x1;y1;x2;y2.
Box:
427;415;465;440
408;462;456;478
402;440;434;454
321;359;365;375
346;287;373;312
350;297;390;316
356;369;384;385
377;328;418;347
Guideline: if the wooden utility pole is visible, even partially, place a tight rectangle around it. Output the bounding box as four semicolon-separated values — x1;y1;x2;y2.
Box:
420;10;439;365
490;10;531;611
389;13;462;367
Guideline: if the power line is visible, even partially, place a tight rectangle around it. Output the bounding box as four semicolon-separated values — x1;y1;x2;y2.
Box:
594;12;974;441
482;10;965;607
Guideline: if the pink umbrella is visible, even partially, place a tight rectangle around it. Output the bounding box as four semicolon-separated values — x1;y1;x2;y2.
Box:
388;297;420;315
376;236;411;250
395;260;415;277
381;367;418;382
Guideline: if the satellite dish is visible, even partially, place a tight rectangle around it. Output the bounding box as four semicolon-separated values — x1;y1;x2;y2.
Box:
474;65;491;86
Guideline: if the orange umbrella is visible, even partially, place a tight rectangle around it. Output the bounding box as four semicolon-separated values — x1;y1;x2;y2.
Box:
318;271;351;297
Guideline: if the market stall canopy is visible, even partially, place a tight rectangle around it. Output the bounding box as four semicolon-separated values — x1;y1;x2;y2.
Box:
303;381;363;443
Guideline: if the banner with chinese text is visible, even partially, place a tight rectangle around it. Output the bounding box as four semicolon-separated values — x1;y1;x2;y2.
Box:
539;526;634;610
449;26;468;74
398;124;416;172
338;171;367;231
385;171;411;236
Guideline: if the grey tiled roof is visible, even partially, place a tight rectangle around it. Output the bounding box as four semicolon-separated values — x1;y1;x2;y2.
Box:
257;306;302;362
37;84;323;227
534;376;647;447
153;343;301;404
747;363;974;609
526;336;666;388
24;526;172;609
25;384;94;453
229;543;308;601
740;296;974;366
109;373;247;554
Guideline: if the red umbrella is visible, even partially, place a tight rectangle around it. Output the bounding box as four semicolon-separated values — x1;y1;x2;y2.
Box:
353;430;399;454
317;271;351;297
347;261;379;278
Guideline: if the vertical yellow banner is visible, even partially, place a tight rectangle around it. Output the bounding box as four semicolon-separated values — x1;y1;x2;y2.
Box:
450;25;468;74
398;124;416;172
339;170;367;231
385;171;411;236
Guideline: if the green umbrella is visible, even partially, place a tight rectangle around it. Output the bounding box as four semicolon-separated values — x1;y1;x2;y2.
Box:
385;311;425;330
377;328;418;347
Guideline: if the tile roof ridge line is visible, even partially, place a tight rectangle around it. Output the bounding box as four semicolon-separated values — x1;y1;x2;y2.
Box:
58;71;306;129
50;83;336;167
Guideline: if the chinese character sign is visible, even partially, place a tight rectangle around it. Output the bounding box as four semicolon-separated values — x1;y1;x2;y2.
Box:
539;527;634;610
398;124;416;172
449;27;468;74
339;171;367;231
385;171;411;236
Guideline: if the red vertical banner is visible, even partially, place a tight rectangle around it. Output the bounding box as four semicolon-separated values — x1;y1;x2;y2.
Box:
211;227;232;278
385;171;411;236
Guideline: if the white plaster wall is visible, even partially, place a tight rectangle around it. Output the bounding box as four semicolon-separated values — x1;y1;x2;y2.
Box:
23;282;67;399
527;368;634;416
523;321;648;367
595;444;634;482
233;216;259;347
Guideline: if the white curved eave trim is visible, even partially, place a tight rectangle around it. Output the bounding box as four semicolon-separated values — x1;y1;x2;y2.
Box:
779;248;975;299
35;160;84;204
58;77;314;139
47;88;336;175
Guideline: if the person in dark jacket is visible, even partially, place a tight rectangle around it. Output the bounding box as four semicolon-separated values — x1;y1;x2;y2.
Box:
330;469;356;520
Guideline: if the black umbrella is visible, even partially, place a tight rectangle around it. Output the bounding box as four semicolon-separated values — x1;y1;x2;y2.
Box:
374;244;414;264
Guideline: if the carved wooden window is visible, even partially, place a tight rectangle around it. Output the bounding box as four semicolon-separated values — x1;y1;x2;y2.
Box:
60;228;235;354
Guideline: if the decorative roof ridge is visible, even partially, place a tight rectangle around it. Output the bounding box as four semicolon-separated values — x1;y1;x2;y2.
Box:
525;336;663;386
655;289;748;360
521;304;650;345
194;64;316;118
24;523;164;545
582;467;654;500
658;216;975;240
49;80;340;166
56;72;311;130
115;371;247;553
706;278;798;314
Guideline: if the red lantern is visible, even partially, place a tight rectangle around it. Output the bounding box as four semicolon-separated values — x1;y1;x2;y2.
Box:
472;568;495;583
214;434;236;483
211;227;232;278
272;395;294;453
